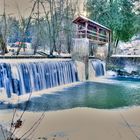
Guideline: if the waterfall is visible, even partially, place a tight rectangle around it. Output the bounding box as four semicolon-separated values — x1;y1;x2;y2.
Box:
91;59;106;77
0;61;79;98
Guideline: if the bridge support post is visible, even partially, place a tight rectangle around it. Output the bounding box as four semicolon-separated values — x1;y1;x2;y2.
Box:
72;38;89;80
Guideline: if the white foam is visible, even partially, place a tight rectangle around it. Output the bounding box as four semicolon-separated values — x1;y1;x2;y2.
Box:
0;58;71;64
1;82;83;104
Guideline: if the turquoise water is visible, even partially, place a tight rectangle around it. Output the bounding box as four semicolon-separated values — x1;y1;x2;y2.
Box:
1;78;140;111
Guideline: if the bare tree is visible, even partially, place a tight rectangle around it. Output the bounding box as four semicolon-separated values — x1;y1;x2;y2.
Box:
44;0;79;55
0;0;8;54
7;0;81;55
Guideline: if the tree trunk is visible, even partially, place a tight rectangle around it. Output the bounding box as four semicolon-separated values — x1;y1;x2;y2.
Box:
0;34;8;55
114;38;119;54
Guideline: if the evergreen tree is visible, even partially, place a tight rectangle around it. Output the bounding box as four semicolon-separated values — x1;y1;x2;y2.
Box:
86;0;139;47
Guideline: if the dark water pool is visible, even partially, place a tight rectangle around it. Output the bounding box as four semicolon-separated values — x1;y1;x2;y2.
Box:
1;79;140;111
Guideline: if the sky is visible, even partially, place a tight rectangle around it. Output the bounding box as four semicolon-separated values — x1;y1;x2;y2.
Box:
0;0;85;18
0;0;46;18
0;0;30;17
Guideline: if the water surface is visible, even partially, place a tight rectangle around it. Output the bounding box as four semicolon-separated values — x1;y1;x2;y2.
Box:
1;79;140;111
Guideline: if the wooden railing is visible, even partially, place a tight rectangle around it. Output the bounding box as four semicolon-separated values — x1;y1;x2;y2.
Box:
76;28;109;44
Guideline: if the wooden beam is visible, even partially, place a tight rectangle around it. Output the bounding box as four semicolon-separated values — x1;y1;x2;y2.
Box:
96;26;99;41
85;22;88;38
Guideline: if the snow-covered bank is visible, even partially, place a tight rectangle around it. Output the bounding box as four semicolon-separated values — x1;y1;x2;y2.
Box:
1;107;140;140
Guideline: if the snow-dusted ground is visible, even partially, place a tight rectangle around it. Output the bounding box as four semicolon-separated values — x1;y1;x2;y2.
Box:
114;39;140;55
112;54;140;57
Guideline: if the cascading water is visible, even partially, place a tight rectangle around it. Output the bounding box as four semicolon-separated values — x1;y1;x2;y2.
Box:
91;59;106;77
0;61;79;98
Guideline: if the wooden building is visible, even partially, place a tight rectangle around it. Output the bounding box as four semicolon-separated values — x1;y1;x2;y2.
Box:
73;15;111;45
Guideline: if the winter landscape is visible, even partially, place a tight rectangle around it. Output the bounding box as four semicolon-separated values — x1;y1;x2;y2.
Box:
0;0;140;140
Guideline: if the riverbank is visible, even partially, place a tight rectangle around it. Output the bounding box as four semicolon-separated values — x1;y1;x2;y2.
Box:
0;107;140;140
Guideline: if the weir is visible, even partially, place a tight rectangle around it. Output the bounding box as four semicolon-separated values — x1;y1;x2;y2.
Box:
0;60;79;98
0;58;106;99
91;59;106;77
